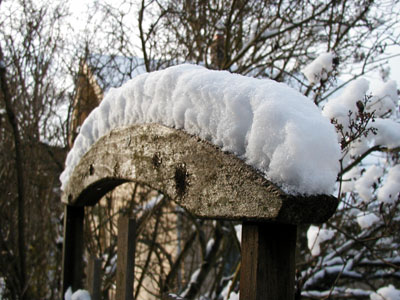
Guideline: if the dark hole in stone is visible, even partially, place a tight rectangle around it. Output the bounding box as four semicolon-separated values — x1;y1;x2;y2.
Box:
152;152;162;168
89;164;94;175
174;163;188;196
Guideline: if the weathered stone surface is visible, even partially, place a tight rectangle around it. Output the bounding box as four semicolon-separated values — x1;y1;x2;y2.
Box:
62;124;338;224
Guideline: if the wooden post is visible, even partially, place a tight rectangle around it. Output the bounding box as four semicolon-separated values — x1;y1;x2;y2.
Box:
240;222;297;300
116;216;136;300
61;205;84;297
87;256;102;300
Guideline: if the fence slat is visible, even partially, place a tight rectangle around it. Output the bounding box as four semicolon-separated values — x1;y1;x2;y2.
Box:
87;256;102;300
240;222;297;300
116;216;136;300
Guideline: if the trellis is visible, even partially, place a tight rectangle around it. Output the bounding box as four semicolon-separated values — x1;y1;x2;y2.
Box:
61;123;338;300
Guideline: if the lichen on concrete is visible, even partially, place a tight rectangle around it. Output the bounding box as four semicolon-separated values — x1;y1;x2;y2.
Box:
62;124;337;224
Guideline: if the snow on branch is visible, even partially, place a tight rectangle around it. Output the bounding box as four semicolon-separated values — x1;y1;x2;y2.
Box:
64;287;91;300
302;52;336;85
302;287;371;299
307;225;335;256
370;285;400;300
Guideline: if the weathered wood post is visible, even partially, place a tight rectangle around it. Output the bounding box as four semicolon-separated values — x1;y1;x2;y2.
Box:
240;222;297;300
61;205;84;296
116;216;136;300
87;256;102;300
61;124;338;300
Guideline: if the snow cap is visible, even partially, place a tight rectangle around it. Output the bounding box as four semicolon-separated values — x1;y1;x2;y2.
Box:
61;64;341;196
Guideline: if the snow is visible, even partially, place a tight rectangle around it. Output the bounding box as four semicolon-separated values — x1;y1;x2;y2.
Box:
303;287;371;298
357;212;380;229
0;277;5;298
369;118;400;149
64;287;91;300
61;64;341;196
341;166;360;193
322;77;400;150
180;268;201;298
322;78;400;164
227;291;239;300
64;287;72;300
165;294;187;300
349;137;370;157
377;165;400;204
323;78;370;131
370;285;400;300
354;165;383;203
302;52;334;84
304;265;362;289
220;280;239;300
104;253;117;275
56;235;64;244
187;268;201;285
367;80;398;117
205;238;215;256
135;194;164;212
262;29;278;38
234;225;242;244
307;225;335;256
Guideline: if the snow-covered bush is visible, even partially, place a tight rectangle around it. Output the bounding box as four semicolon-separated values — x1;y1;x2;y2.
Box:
299;52;400;299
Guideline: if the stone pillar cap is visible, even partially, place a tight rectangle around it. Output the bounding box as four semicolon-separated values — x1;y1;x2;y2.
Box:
62;124;337;224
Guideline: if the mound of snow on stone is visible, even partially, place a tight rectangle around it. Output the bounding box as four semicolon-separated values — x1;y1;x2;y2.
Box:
61;64;340;195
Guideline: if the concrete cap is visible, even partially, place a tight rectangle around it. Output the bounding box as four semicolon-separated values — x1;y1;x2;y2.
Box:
62;124;337;224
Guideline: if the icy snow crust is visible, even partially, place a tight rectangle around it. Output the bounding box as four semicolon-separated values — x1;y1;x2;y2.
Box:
61;64;341;195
